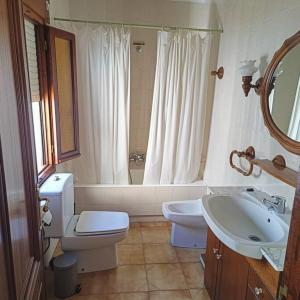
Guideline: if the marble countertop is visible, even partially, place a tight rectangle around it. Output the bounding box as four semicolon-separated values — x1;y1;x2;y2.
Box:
261;247;286;272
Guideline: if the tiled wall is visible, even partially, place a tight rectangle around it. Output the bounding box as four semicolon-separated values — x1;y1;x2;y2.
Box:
75;184;207;216
129;28;156;156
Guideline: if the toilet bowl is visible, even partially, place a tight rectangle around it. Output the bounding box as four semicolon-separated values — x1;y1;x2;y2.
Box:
162;200;208;248
40;173;129;273
62;212;128;273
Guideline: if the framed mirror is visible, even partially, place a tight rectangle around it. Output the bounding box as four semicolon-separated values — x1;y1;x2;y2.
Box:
261;31;300;155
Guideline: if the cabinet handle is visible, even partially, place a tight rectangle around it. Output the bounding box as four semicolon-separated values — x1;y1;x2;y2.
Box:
254;287;263;296
216;254;222;260
213;248;219;254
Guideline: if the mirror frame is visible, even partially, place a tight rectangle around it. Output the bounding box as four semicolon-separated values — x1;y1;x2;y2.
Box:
261;30;300;155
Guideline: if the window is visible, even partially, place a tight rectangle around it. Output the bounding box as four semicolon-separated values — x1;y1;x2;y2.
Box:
25;19;53;179
24;20;80;184
47;27;80;163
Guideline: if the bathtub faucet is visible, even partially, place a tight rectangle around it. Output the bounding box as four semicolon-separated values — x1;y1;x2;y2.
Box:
129;152;145;163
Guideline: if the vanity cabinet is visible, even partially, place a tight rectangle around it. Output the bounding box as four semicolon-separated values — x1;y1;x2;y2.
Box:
204;228;276;300
246;268;273;300
204;228;219;298
205;228;249;300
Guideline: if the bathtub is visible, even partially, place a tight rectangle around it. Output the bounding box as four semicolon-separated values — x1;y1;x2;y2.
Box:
75;181;207;217
129;168;144;184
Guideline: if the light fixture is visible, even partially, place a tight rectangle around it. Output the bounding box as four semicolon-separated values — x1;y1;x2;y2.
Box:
239;60;263;97
211;66;224;79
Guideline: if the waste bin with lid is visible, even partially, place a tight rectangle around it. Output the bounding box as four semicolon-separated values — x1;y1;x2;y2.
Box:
53;253;81;298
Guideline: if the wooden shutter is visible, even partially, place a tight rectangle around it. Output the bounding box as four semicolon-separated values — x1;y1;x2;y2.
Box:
25;20;41;102
46;26;80;163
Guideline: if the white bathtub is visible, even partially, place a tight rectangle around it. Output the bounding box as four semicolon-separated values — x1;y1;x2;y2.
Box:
75;182;207;217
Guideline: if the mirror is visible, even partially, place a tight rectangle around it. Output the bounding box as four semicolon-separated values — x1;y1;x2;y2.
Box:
261;31;300;155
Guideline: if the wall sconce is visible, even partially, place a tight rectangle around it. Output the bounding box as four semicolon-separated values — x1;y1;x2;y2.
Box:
239;60;263;97
211;66;224;79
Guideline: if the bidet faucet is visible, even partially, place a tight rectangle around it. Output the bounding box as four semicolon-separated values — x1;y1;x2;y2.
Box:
262;195;286;214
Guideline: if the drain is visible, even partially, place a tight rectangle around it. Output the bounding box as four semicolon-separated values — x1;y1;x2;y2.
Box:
248;235;261;242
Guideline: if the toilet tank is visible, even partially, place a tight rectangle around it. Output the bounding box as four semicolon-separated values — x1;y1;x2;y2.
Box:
40;173;74;238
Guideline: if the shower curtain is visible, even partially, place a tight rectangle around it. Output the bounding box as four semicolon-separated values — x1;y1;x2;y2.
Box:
65;25;131;184
144;30;209;184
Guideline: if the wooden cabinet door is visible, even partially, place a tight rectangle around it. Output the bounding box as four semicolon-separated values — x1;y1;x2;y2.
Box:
204;228;220;299
216;242;249;300
246;268;274;300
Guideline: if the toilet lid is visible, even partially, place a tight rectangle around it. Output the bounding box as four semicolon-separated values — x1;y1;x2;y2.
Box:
75;211;129;236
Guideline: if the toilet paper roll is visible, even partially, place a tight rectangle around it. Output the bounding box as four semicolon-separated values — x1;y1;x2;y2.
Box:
42;210;52;226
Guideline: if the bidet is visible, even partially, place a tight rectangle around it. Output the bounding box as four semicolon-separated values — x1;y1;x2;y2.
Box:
162;200;208;248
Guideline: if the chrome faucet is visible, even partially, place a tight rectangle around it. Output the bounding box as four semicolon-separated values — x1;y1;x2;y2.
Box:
129;152;145;162
262;195;286;214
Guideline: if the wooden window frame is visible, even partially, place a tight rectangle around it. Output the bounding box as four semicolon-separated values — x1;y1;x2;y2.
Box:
46;27;80;164
35;24;56;184
25;17;55;185
24;18;80;184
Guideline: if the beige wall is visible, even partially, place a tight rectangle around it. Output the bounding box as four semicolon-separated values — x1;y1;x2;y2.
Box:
51;0;214;28
129;28;156;157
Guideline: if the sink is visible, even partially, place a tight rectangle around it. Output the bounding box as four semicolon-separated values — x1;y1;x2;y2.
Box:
202;192;290;259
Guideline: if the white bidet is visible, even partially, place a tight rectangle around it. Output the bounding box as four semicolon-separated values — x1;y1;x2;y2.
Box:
162;200;208;248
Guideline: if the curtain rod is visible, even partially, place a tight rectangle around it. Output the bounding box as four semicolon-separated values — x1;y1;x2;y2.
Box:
53;17;223;33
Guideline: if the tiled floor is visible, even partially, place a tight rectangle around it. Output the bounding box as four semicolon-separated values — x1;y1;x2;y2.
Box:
47;222;210;300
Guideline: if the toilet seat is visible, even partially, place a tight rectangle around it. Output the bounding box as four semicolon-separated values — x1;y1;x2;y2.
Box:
75;211;129;236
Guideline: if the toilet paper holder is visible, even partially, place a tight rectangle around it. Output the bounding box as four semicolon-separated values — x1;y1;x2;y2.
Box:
39;196;52;226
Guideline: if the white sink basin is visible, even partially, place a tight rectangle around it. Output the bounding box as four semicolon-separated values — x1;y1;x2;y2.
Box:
202;192;290;259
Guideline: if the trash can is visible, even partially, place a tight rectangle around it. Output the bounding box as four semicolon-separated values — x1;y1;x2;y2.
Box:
53;253;81;298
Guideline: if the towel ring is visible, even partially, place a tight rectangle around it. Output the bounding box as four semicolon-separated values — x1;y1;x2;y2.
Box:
229;146;255;176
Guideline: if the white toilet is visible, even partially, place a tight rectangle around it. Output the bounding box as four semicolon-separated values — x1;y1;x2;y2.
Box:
40;173;129;273
162;200;208;248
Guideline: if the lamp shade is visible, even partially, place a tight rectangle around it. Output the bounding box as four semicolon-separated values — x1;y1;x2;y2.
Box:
239;60;258;76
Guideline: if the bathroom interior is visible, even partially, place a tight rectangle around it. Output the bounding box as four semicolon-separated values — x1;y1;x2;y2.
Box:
1;0;300;300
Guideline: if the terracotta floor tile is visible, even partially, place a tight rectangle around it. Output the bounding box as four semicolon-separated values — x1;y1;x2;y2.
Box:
141;227;170;244
189;289;211;300
181;263;204;289
53;241;63;257
119;228;142;244
118;244;145;265
146;263;187;291
46;222;207;300
69;295;108;300
129;222;141;228
108;292;149;300
79;271;110;295
149;290;192;300
144;243;177;263
175;248;201;263
108;265;148;293
140;222;169;228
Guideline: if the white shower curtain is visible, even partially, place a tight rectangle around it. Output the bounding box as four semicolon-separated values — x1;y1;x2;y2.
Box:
144;30;209;184
287;77;300;141
65;25;130;184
